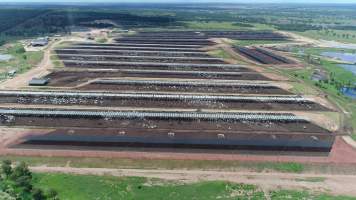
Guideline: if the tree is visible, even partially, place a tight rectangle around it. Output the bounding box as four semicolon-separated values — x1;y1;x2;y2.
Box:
0;161;59;200
32;188;45;200
0;191;16;200
46;189;59;200
1;160;12;178
14;46;25;54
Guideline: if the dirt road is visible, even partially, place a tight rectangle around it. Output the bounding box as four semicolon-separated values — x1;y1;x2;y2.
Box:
30;166;356;196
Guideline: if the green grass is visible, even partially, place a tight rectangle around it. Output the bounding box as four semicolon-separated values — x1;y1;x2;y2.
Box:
255;162;304;173
32;173;356;200
0;155;307;174
96;37;108;43
297;29;356;43
270;190;356;200
50;54;64;68
33;173;264;200
208;49;234;60
183;21;273;30
208;48;247;64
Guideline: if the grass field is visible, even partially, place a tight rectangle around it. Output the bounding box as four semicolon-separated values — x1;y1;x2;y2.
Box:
298;30;356;44
32;173;356;200
208;49;234;60
0;156;305;173
184;21;273;30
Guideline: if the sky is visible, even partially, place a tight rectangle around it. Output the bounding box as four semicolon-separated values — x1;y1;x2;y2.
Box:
1;0;356;3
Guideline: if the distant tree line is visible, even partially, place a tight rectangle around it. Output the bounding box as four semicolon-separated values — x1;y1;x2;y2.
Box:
0;9;178;42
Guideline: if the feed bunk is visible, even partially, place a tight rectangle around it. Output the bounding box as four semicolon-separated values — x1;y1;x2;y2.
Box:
66;46;204;52
114;38;215;45
74;43;203;48
55;49;211;57
81;79;291;94
56;54;226;64
61;60;247;71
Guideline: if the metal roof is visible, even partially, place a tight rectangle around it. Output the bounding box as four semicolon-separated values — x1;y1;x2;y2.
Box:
0;90;308;103
94;79;275;88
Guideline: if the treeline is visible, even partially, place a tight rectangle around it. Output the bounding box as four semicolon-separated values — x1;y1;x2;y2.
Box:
272;24;322;32
0;9;48;33
0;9;178;40
0;160;59;200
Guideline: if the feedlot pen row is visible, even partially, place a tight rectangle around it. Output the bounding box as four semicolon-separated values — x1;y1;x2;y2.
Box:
61;61;248;72
65;46;205;52
44;70;268;87
0;91;329;111
0;109;328;134
56;54;226;64
80;79;290;94
74;43;204;48
236;47;294;65
55;49;212;57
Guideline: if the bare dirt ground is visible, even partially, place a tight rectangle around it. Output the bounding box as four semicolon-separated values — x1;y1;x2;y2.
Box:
29;165;356;197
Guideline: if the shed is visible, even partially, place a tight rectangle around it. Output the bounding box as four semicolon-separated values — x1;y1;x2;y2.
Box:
30;38;48;47
29;78;50;86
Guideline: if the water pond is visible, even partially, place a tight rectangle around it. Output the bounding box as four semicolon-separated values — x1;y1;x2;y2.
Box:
340;87;356;99
0;54;12;61
321;52;356;63
337;64;356;75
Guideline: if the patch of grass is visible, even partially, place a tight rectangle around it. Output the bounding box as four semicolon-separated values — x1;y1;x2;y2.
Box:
297;29;356;44
50;54;64;68
208;49;235;60
0;156;308;174
208;48;247;64
256;162;304;173
184;21;246;30
33;173;264;200
270;190;356;200
96;37;108;43
32;173;356;200
183;21;273;30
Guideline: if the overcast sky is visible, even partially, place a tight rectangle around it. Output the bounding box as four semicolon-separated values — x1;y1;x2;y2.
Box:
2;0;356;3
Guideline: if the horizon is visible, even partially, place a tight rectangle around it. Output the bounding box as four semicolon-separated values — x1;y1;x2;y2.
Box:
1;0;356;4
